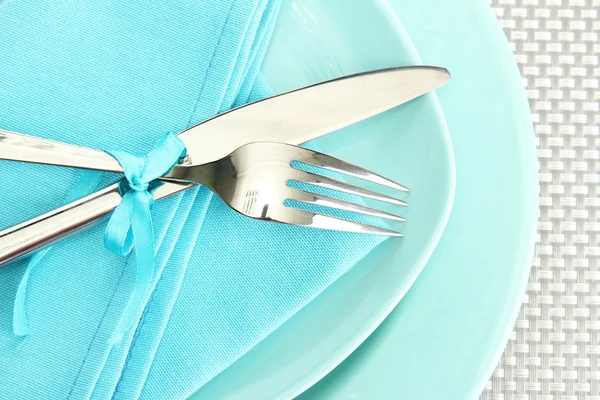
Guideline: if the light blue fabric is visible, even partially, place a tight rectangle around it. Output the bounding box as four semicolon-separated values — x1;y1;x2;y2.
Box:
0;1;389;399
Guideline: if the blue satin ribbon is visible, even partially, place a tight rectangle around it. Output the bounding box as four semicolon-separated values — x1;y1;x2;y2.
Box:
104;132;186;344
13;171;105;336
13;132;186;344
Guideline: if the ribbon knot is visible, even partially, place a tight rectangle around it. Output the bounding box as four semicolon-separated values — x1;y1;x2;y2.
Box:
129;177;150;192
13;132;186;344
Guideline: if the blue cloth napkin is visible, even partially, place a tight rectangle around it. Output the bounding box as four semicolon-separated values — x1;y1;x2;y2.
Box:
0;1;388;398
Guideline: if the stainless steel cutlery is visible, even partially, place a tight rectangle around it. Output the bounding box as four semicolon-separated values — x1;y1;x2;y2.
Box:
0;66;450;265
0;139;408;264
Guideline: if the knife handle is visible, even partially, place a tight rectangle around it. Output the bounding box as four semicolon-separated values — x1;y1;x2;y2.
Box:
0;129;124;172
0;180;192;266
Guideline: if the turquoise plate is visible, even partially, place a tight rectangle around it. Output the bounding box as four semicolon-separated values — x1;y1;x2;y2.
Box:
300;0;538;398
191;0;455;398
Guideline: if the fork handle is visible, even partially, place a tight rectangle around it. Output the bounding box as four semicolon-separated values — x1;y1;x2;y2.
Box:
0;129;124;172
0;180;192;266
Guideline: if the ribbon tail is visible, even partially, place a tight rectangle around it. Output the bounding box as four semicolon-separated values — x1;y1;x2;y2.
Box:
13;249;50;336
13;170;105;337
105;193;136;256
110;192;156;345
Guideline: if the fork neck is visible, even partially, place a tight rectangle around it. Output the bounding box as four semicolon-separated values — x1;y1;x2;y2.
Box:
162;162;221;192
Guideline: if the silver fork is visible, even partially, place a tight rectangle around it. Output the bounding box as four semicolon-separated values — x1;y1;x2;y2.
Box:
167;141;408;232
0;141;407;265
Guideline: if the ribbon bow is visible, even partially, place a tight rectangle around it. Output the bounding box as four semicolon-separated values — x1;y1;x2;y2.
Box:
104;132;186;343
13;132;186;344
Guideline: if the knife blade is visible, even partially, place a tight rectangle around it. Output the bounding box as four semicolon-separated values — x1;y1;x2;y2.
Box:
0;66;450;173
180;66;450;165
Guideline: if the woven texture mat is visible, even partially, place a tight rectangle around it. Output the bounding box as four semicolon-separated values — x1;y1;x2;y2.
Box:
481;0;599;399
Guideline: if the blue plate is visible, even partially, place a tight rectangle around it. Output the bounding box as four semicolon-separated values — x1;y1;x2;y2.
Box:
299;0;538;398
190;0;455;398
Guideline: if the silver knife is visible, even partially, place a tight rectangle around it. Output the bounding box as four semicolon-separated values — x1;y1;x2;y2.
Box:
0;66;450;264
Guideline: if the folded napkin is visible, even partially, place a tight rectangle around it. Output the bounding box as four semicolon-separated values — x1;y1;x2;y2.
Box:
0;1;388;399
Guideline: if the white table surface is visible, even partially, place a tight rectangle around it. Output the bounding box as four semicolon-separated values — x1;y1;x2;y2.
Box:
481;1;599;399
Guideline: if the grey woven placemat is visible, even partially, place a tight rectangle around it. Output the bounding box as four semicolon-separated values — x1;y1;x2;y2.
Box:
480;0;599;399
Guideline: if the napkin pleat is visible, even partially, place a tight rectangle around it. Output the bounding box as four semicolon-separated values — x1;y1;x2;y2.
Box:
233;1;281;106
188;0;264;124
90;188;208;400
99;189;213;400
214;0;268;110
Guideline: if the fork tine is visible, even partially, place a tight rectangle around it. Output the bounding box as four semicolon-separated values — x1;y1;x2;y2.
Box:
290;189;406;222
287;207;403;236
290;170;408;206
293;148;409;192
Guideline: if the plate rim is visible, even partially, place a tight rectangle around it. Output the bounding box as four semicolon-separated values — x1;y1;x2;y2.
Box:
299;0;538;398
